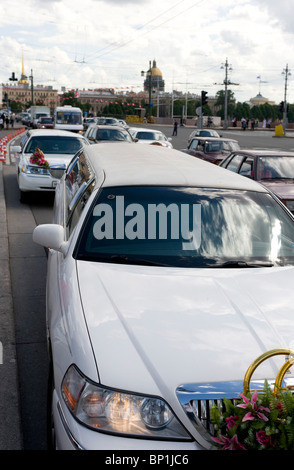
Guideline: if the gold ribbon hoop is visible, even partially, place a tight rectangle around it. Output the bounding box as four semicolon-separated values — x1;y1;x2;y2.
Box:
243;348;294;396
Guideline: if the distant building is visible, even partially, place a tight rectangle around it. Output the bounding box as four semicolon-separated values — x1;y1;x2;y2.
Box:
248;92;275;107
1;56;59;111
76;88;118;115
143;60;165;92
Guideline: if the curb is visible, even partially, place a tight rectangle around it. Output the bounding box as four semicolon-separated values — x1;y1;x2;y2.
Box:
0;156;23;449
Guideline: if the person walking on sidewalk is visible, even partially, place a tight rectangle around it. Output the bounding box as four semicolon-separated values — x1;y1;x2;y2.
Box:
172;120;178;136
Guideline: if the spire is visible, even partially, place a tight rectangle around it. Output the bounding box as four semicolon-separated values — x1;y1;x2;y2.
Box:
18;53;29;85
22;53;25;75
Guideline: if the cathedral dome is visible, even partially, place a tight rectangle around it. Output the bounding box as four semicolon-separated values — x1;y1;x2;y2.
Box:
151;60;162;77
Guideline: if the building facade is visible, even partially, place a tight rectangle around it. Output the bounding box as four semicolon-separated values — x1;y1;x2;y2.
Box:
1;57;59;112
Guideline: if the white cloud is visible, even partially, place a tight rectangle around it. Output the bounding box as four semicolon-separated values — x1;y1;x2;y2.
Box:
0;0;293;104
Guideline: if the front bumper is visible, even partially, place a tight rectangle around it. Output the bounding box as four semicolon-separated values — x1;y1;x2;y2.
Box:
18;171;59;192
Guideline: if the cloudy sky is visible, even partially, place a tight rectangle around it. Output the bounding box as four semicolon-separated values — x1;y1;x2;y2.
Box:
0;0;293;104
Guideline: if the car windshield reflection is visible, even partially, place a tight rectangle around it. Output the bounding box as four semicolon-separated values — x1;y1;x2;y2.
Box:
74;186;294;267
24;136;85;154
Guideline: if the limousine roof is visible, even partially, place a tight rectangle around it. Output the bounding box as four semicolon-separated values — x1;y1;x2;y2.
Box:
84;142;268;191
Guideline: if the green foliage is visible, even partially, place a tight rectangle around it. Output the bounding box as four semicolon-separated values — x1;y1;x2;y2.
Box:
211;381;294;450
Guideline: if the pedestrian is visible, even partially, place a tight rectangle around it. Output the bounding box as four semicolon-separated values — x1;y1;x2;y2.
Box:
262;118;266;128
241;117;246;131
1;113;5;129
10;113;15;128
250;117;255;130
172;120;178;136
5;115;9;129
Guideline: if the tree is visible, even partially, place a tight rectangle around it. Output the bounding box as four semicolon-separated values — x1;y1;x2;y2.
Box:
9;100;23;113
215;89;236;120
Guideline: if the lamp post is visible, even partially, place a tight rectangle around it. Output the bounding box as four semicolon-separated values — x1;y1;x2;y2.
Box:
282;64;291;134
29;69;34;106
221;58;232;129
141;61;152;121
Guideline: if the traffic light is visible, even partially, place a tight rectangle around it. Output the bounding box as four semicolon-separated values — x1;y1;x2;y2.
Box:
201;90;208;106
279;101;284;113
9;72;18;81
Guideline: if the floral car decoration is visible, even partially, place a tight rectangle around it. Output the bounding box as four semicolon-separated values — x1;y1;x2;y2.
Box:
29;147;49;168
211;382;294;450
211;349;294;450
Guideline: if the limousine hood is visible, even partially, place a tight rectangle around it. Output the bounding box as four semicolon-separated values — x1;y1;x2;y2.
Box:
24;153;74;167
77;262;294;396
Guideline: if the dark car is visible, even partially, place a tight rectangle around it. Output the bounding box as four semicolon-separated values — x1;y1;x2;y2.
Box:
83;117;96;131
84;124;133;143
220;149;294;213
182;136;240;164
37;116;54;129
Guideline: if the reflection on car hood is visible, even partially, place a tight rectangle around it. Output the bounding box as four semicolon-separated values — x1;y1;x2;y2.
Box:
77;262;294;396
260;180;294;199
136;140;172;148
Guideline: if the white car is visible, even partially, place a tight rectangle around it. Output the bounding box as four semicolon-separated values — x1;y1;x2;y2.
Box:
188;128;220;144
33;143;294;450
129;127;173;148
12;129;88;201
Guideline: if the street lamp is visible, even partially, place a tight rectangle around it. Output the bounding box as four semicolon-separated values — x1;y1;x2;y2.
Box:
141;61;152;120
29;69;34;106
221;58;232;129
282;64;291;134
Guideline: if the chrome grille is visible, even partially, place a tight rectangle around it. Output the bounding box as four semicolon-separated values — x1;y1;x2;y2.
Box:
50;168;65;179
176;379;290;444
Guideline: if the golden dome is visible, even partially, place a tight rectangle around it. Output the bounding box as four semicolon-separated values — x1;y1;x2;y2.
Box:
151;60;162;77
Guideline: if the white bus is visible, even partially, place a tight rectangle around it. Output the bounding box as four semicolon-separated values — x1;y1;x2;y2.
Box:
54;105;83;132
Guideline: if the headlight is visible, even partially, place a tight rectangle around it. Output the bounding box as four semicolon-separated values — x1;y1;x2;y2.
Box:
61;365;191;440
21;164;51;175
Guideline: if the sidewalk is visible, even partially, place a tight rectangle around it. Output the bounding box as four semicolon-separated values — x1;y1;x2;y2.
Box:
0;157;23;448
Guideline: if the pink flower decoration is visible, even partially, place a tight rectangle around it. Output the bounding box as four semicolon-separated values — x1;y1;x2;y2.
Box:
29;148;49;168
256;430;276;448
237;390;270;422
212;433;247;450
225;415;239;429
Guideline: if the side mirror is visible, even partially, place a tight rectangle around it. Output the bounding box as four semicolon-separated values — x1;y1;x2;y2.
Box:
11;145;21;153
33;224;68;255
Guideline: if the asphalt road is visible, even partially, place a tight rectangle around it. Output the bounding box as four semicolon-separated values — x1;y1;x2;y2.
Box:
135;124;294;152
3;123;294;450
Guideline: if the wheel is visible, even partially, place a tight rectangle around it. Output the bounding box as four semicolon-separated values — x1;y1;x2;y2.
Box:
19;190;29;203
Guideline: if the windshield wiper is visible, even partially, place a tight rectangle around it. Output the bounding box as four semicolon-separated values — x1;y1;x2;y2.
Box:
214;260;274;268
109;255;165;266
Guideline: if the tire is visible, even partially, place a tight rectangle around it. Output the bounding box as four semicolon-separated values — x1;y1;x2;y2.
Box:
19;190;29;203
